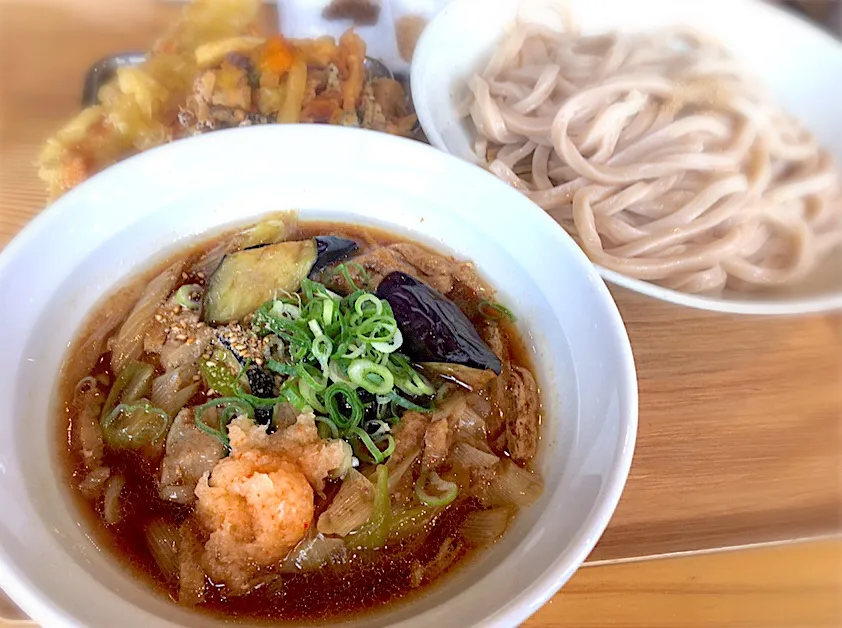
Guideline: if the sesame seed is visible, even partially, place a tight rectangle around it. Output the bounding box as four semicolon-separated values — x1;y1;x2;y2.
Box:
207;388;215;396
176;333;188;341
192;374;200;381
164;327;171;334
173;305;182;315
186;337;196;345
254;357;264;366
206;361;216;367
197;272;205;279
154;314;163;323
234;343;247;351
182;272;188;280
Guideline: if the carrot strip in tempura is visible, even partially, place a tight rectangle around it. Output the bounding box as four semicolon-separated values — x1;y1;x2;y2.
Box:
278;54;307;123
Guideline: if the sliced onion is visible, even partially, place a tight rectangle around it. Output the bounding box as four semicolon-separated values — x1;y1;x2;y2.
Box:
103;474;125;525
460;507;512;545
145;518;180;581
151;363;199;418
389;506;438;543
481;460;543;508
280;533;347;572
451;442;499;468
387;447;420;493
317;469;375;536
72;384;104;470
178;520;206;605
422;537;461;584
455;407;489;443
111;260;183;374
78;466;111;498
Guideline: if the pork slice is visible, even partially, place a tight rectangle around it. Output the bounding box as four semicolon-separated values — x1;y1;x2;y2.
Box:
422;418;449;470
386;411;431;471
159;326;213;371
159;408;225;503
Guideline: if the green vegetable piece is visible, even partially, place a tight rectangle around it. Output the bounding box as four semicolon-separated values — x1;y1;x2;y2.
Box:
101;401;169;450
351;465;391;549
100;362;155;423
200;355;238;397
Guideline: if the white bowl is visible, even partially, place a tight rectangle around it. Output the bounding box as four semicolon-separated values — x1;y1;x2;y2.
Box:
0;126;637;628
411;0;842;315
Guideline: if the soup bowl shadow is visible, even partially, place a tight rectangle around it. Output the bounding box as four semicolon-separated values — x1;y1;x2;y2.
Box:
0;125;636;628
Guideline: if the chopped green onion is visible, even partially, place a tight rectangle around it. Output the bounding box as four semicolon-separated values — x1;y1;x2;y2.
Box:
194;397;253;448
281;379;308;411
386;391;433;413
478;299;516;322
353;293;383;317
356;317;397;343
365;419;391;440
267;359;297;376
324;382;364;430
349;428;394;464
174;284;203;311
342;343;365;359
328;359;351;385
269;301;301;320
311;334;333;371
332;262;371;290
347;358;394;395
372;328;403;354
415;469;458;507
299;379;327;413
297;362;328;392
321;298;336;326
394;368;435;397
333;263;360;291
308;319;323;338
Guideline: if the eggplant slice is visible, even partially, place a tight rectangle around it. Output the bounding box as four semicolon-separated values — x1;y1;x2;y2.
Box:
310;236;359;275
203;236;358;323
204;240;317;323
376;271;502;374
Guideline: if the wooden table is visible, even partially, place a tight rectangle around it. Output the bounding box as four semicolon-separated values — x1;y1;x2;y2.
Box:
0;1;840;626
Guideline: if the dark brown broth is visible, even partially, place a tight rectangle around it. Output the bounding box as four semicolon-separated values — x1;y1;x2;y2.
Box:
58;219;539;623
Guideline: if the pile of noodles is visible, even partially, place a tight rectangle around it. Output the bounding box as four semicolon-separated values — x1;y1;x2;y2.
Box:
463;23;842;293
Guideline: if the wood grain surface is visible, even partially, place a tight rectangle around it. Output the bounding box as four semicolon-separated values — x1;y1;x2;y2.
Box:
2;539;841;627
0;0;840;626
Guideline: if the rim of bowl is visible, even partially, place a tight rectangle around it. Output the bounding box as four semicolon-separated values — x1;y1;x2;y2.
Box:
0;125;638;628
410;0;842;316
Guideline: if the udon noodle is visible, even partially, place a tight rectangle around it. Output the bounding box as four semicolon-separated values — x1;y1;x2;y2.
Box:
463;25;842;294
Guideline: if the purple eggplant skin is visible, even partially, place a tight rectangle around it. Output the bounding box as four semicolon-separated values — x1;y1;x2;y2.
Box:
310;236;359;275
376;271;502;374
